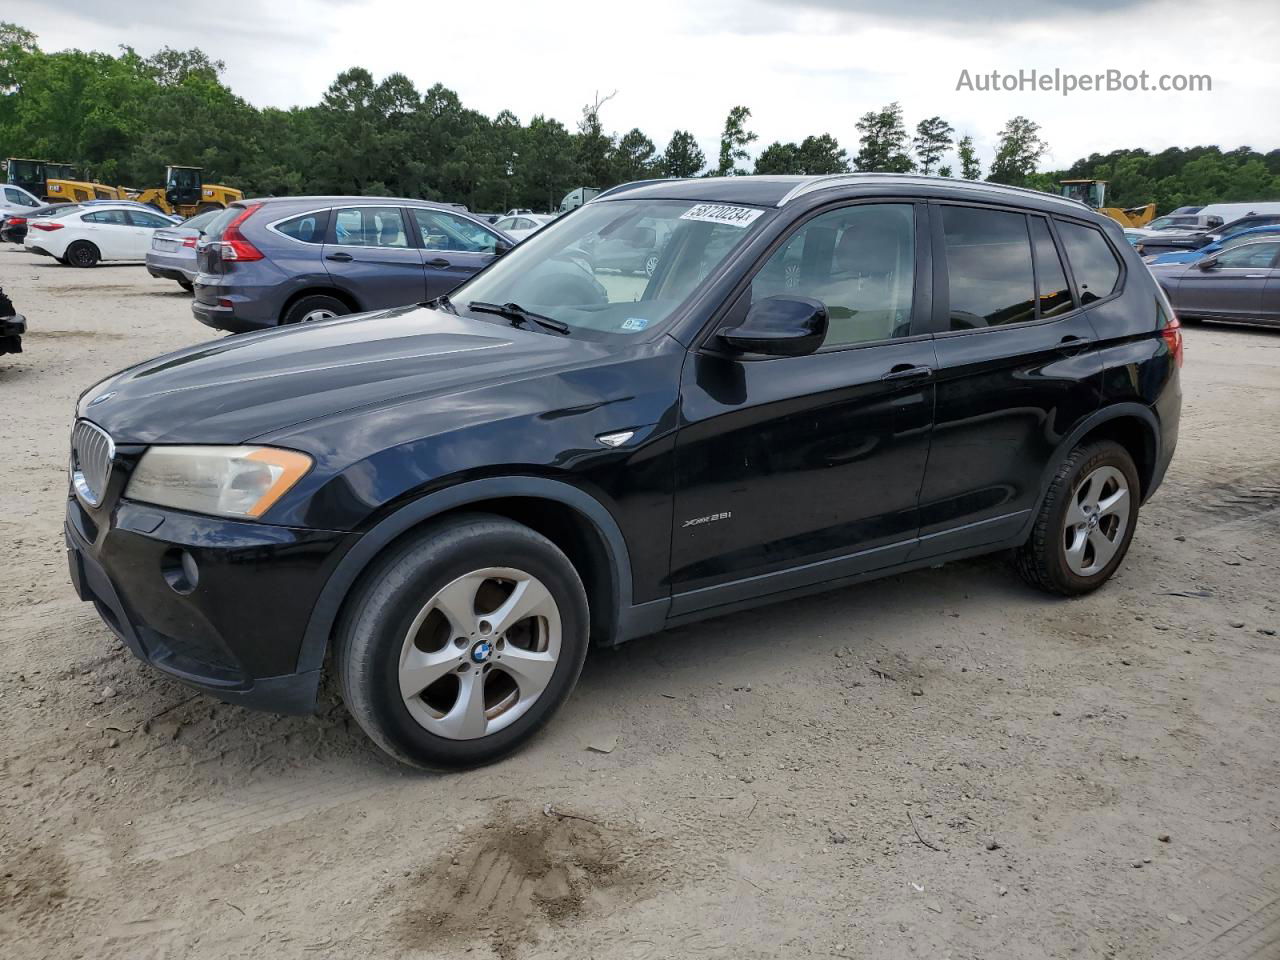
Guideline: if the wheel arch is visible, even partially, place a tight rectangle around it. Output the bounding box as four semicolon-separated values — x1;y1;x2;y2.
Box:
296;477;637;676
1034;404;1161;516
278;285;361;324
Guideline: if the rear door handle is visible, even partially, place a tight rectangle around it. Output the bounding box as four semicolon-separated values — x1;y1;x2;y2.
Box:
1245;274;1267;278
1057;334;1093;354
425;257;452;268
325;252;353;262
880;364;934;382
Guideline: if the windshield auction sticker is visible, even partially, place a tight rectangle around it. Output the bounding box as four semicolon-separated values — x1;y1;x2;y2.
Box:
679;204;764;228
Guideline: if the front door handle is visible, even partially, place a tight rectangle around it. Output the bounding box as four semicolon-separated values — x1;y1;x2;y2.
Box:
1245;274;1267;278
325;252;353;262
425;257;452;268
880;364;934;382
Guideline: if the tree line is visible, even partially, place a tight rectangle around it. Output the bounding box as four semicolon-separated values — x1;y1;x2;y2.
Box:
2;22;1278;213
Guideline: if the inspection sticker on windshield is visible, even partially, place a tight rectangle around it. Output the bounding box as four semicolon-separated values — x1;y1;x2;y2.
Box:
679;203;764;228
621;317;650;331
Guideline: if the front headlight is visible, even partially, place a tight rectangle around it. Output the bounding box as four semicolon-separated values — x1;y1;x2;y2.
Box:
125;446;313;519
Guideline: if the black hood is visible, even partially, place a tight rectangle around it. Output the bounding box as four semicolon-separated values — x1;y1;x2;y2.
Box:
79;306;604;444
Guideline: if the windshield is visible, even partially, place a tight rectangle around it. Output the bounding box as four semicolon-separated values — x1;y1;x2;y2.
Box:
454;199;765;340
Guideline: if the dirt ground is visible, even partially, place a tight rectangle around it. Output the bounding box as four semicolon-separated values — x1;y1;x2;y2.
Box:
1;246;1278;960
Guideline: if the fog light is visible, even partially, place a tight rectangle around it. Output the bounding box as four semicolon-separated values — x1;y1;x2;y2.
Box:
161;548;199;595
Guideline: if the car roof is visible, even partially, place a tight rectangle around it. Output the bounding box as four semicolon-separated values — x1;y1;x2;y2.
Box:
239;195;474;212
594;174;1094;216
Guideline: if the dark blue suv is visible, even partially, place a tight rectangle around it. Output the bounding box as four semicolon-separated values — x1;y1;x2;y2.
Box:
68;174;1181;769
191;197;514;332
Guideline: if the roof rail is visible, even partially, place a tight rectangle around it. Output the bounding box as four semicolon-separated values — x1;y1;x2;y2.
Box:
590;178;693;202
776;173;1091;211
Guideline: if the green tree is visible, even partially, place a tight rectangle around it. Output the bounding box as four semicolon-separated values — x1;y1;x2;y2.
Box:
956;135;982;180
987;116;1047;186
660;130;705;178
753;141;801;175
937;164;954;178
576;90;616;188
716;105;757;176
913;115;954;175
610;127;656;184
854;102;913;172
796;134;848;174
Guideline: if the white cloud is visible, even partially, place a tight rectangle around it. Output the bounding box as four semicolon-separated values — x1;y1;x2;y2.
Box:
15;0;1280;171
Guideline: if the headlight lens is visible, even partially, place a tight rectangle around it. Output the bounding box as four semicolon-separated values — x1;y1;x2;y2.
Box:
126;446;313;519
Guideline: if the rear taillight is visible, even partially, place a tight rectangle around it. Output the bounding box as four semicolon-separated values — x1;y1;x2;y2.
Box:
1160;309;1183;368
10;217;27;226
217;203;264;262
31;222;64;231
182;236;197;248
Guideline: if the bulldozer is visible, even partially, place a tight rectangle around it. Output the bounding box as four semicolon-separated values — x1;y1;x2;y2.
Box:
1059;179;1156;228
134;165;243;217
3;158;47;198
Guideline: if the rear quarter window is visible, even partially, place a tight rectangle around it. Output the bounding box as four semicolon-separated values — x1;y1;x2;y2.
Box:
274;210;329;244
1056;220;1122;304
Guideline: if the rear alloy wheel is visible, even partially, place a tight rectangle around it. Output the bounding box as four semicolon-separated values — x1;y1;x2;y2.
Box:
66;241;100;268
1015;440;1140;595
644;254;659;277
281;294;349;326
336;514;589;769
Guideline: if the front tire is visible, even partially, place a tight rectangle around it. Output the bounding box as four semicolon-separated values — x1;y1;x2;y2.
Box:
281;294;349;326
336;514;590;770
1015;440;1140;595
66;241;100;268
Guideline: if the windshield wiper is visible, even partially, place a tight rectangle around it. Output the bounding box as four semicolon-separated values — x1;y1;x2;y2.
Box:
422;293;457;314
468;300;570;335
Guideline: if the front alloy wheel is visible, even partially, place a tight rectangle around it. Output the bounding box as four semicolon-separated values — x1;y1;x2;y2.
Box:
398;568;562;740
336;514;589;769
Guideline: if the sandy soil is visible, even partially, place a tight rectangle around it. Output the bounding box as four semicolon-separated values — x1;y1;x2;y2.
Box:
1;246;1278;960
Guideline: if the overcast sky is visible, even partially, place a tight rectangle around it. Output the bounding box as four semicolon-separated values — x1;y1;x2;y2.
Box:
17;0;1280;170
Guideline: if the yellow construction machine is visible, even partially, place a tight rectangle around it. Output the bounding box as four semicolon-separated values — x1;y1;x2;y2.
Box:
1059;179;1156;228
134;165;243;217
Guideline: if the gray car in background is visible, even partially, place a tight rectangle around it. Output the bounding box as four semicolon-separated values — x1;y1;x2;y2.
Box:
145;208;223;291
191;196;513;333
1152;237;1280;328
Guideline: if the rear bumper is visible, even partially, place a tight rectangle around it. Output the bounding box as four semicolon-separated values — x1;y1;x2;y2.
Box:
146;251;196;283
65;496;358;714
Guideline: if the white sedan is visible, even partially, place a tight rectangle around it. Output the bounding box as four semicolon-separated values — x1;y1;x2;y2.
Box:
24;203;178;267
493;213;555;242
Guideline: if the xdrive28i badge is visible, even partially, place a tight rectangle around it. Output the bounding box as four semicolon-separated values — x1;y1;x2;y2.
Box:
682;511;732;528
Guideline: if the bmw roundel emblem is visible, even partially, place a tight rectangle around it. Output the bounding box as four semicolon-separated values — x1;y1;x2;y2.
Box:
88;391;116;406
470;641;493;664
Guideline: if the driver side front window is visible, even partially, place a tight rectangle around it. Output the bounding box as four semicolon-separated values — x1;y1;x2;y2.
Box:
751;203;916;348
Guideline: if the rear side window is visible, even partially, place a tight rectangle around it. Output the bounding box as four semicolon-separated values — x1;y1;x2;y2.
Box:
1056;220;1121;304
1029;217;1074;317
941;206;1035;330
412;209;500;253
127;211;173;228
333;207;409;248
82;210;128;225
275;210;329;243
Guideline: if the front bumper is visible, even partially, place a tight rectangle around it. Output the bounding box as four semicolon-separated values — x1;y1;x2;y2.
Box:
65;494;358;714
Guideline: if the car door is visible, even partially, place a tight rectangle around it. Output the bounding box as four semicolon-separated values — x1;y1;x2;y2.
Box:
322;205;426;309
81;210;134;259
916;207;1103;553
1174;241;1280;320
670;201;936;613
124;210;174;258
409;208;505;298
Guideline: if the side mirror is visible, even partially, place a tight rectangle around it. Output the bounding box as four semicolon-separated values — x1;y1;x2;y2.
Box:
718;296;828;357
1197;256;1218;270
494;241;513;256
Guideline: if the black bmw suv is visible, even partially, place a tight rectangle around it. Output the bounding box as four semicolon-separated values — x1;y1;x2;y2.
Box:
66;175;1182;769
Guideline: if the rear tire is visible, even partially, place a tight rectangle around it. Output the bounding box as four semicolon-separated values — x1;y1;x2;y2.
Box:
178;278;194;293
1015;440;1140;596
281;294;349;326
336;514;590;770
66;241;100;268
